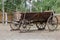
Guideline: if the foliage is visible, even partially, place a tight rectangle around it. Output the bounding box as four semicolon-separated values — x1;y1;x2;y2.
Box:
4;0;21;12
0;0;60;13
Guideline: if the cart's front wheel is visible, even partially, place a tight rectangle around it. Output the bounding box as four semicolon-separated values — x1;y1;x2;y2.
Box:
19;20;31;32
10;21;20;30
47;16;58;31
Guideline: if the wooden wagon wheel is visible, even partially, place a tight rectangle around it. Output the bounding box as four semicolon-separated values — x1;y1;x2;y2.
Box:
36;22;46;30
19;19;31;32
47;16;58;31
10;21;20;31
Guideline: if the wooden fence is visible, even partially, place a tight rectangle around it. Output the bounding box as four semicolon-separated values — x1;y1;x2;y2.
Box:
0;12;13;23
0;11;60;24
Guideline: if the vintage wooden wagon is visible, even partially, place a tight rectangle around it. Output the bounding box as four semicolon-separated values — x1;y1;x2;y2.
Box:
10;11;58;32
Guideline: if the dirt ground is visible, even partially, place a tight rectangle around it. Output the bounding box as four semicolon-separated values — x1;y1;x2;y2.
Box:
0;23;60;40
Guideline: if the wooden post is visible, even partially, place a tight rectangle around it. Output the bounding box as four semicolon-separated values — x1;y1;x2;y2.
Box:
2;0;5;24
5;12;8;24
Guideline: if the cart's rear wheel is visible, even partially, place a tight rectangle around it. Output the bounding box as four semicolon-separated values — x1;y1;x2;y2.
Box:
10;21;20;30
47;16;58;31
36;22;46;30
19;20;31;32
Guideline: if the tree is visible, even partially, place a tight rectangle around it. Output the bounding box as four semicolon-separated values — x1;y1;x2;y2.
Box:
0;0;2;11
0;0;60;13
4;0;21;12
